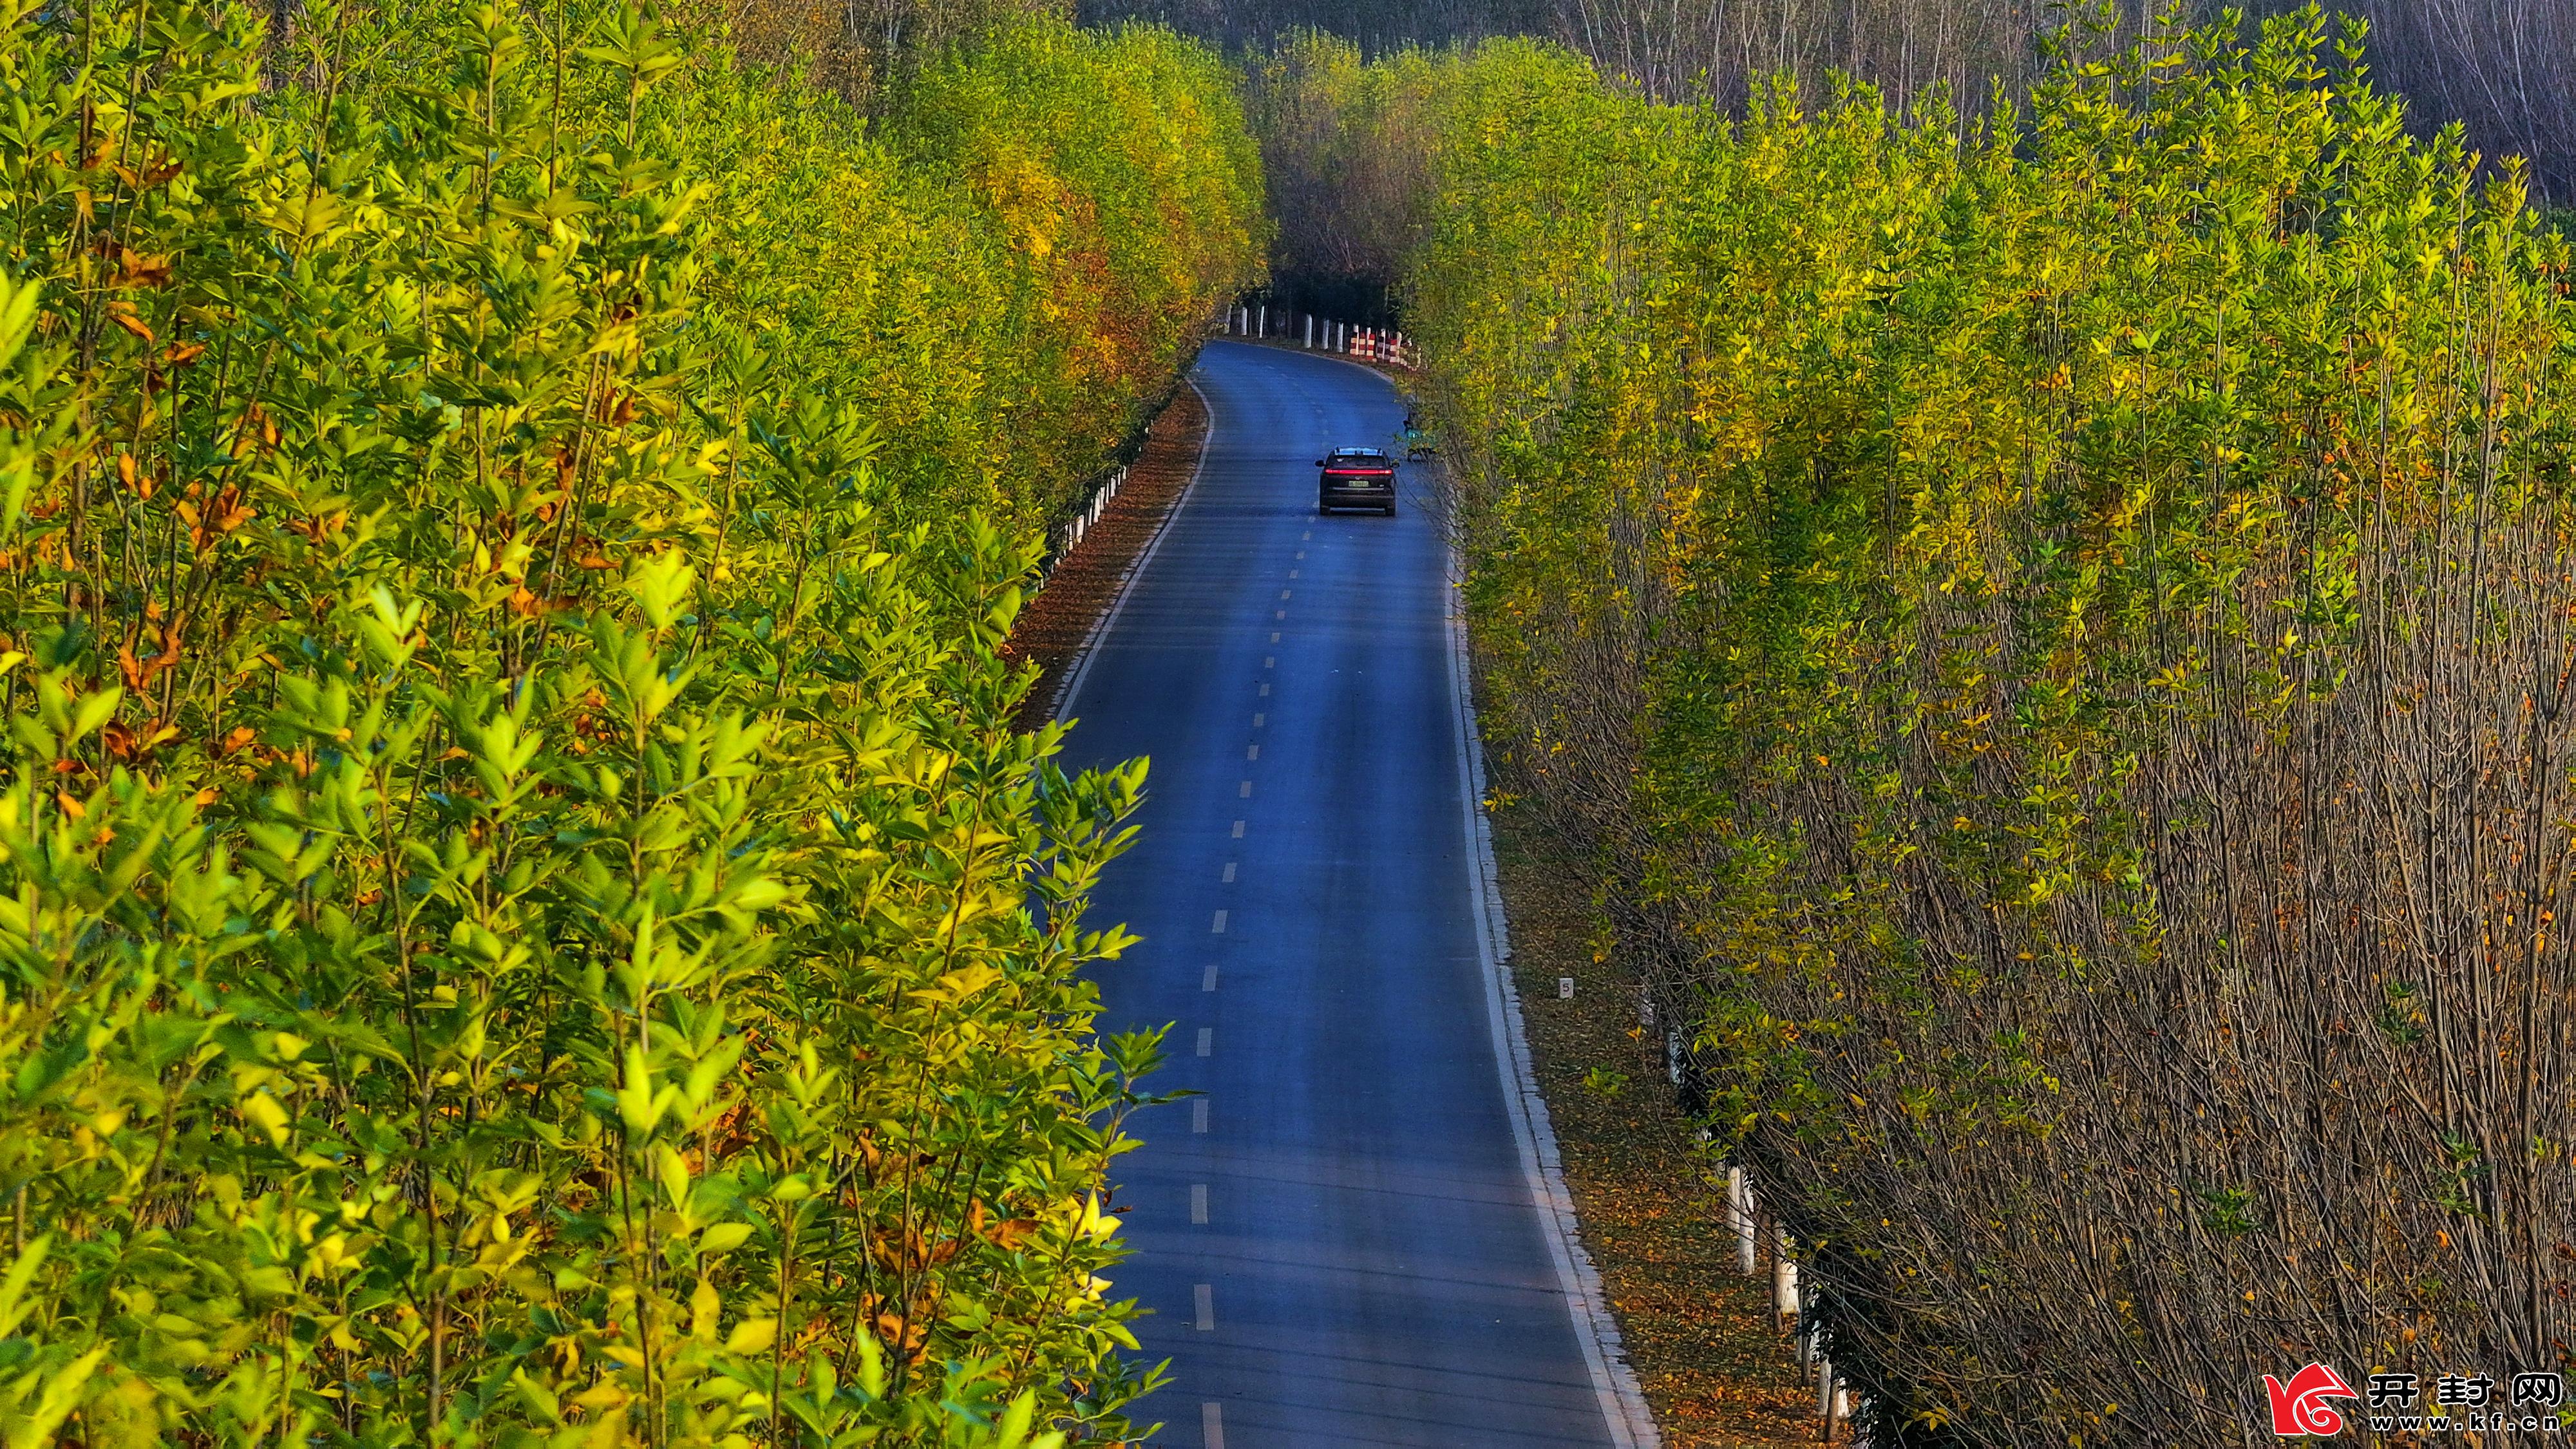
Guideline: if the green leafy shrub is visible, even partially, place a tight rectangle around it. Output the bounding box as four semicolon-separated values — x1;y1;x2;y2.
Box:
1397;13;2576;1443
0;1;1257;1442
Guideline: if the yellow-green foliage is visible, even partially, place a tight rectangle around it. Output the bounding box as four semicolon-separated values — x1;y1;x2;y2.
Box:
688;19;1265;523
0;1;1256;1444
891;21;1265;517
1406;14;2576;1441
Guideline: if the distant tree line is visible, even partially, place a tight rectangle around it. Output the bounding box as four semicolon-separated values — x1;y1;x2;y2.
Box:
1074;0;1547;53
1238;35;1439;325
713;0;1074;102
2262;0;2576;202
1088;0;2576;207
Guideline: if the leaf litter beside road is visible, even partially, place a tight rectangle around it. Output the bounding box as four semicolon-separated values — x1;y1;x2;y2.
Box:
1007;383;1211;731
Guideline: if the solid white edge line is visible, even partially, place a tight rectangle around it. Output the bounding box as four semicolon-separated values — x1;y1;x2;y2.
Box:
1444;502;1663;1449
1050;371;1220;722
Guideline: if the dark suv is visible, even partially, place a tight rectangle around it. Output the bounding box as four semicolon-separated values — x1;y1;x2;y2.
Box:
1316;447;1397;516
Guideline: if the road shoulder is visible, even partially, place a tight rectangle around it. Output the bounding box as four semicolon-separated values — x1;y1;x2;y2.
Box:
1005;379;1212;730
1484;808;1821;1446
1444;556;1665;1449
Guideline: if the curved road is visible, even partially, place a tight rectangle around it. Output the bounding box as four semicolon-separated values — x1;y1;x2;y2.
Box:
1066;341;1634;1448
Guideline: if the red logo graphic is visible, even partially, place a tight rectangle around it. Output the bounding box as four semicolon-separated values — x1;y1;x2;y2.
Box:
2266;1363;2360;1437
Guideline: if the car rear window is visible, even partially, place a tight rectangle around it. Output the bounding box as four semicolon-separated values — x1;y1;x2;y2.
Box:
1329;453;1392;468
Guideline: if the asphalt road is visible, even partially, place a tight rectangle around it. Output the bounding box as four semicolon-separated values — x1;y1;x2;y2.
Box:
1064;341;1627;1448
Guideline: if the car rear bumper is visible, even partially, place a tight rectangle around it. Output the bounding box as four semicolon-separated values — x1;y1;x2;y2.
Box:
1320;487;1395;509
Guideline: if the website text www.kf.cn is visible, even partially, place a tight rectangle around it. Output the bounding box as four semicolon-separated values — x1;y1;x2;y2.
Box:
2268;1364;2566;1437
2367;1409;2566;1434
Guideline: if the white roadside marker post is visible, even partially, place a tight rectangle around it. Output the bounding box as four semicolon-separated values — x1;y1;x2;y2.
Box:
1773;1223;1798;1327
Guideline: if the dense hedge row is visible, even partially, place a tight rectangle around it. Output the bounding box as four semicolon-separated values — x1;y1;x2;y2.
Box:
0;1;1256;1444
692;17;1264;524
1400;16;2576;1444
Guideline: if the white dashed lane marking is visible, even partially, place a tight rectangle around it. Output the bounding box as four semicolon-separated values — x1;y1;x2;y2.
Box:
1253;713;1265;727
1259;683;1270;697
1193;1099;1209;1132
1202;965;1218;990
1197;1027;1213;1057
1246;744;1259;761
1195;1284;1215;1330
1191;1183;1208;1224
1222;862;1237;882
1239;780;1252;797
1204;1403;1226;1449
1211;909;1228;933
